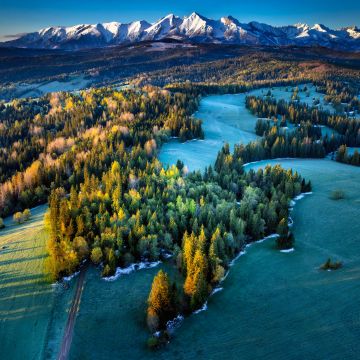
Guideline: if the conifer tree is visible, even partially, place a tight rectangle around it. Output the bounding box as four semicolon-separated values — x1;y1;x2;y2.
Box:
147;270;174;332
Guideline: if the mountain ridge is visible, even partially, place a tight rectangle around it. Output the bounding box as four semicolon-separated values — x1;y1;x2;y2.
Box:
3;12;360;51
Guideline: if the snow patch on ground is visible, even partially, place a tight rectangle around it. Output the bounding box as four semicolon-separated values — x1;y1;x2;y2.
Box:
243;157;296;167
14;75;91;99
103;261;161;282
63;271;80;282
193;302;208;315
146;42;196;52
166;314;184;333
293;192;313;201
288;216;294;227
161;250;173;259
280;248;295;253
211;287;223;295
51;270;80;288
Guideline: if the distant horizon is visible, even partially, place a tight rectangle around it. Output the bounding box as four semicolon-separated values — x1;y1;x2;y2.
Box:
1;1;359;41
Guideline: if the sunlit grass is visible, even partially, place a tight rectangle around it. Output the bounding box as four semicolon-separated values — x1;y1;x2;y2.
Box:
0;205;76;360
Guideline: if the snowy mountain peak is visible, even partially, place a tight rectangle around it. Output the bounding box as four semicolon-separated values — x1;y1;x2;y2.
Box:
312;24;328;32
188;12;205;20
3;13;360;51
220;16;237;26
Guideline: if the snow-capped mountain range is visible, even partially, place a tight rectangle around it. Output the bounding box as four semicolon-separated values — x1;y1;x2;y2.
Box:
3;12;360;51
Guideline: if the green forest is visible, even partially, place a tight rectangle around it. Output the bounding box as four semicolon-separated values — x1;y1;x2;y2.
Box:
1;55;360;346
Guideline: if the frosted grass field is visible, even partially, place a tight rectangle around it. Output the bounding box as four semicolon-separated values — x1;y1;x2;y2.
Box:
249;83;335;113
0;205;76;360
13;75;91;99
1;86;359;359
160;86;343;171
159;94;259;171
69;162;360;360
70;94;360;359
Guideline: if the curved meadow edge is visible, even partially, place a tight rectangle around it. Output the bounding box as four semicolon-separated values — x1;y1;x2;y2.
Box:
163;189;313;334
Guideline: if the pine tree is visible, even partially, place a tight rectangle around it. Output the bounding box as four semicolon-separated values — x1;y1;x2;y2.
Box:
276;218;294;249
209;227;225;282
147;270;174;332
184;249;208;310
197;225;207;252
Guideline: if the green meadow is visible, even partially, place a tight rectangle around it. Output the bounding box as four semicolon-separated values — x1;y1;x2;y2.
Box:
2;87;360;359
69;92;360;359
0;205;75;360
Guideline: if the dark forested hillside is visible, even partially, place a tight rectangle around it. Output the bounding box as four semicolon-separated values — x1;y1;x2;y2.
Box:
1;42;360;100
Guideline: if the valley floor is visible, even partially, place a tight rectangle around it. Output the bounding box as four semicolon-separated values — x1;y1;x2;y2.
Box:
0;205;75;360
66;159;360;360
1;83;360;359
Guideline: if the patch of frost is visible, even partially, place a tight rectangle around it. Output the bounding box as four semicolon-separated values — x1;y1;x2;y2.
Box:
103;261;161;282
280;248;295;253
63;271;80;282
211;287;223;295
288;216;294;227
193;302;208;315
166;314;184;333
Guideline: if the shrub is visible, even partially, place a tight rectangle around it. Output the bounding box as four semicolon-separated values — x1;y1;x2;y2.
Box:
320;258;342;271
276;232;295;250
330;189;345;200
101;264;113;277
73;236;89;261
90;247;103;265
147;331;170;350
23;208;31;221
13;212;24;224
147;336;159;350
276;218;295;249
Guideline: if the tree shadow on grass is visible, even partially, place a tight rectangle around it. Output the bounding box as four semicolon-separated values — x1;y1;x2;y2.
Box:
0;280;54;320
0;254;45;267
0;244;43;255
0;272;47;287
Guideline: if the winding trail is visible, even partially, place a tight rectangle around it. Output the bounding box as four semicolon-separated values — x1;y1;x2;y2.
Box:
57;267;87;360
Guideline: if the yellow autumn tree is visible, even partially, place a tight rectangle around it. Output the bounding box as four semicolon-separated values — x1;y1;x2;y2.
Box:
147;270;173;332
197;225;207;252
183;249;208;310
209;227;225;283
182;231;195;275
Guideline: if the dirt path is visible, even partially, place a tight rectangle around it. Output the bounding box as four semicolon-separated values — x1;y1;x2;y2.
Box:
57;267;87;360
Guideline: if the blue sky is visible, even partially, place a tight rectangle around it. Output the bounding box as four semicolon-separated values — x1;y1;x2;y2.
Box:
1;0;359;40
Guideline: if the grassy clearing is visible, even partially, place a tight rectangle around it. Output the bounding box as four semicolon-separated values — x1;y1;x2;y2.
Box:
0;205;76;360
70;158;360;360
159;94;258;172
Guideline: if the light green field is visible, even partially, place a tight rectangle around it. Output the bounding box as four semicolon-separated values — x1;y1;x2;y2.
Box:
3;87;359;359
71;89;360;360
159;88;340;172
249;83;336;113
159;93;259;171
67;159;360;360
70;91;360;360
0;205;76;360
